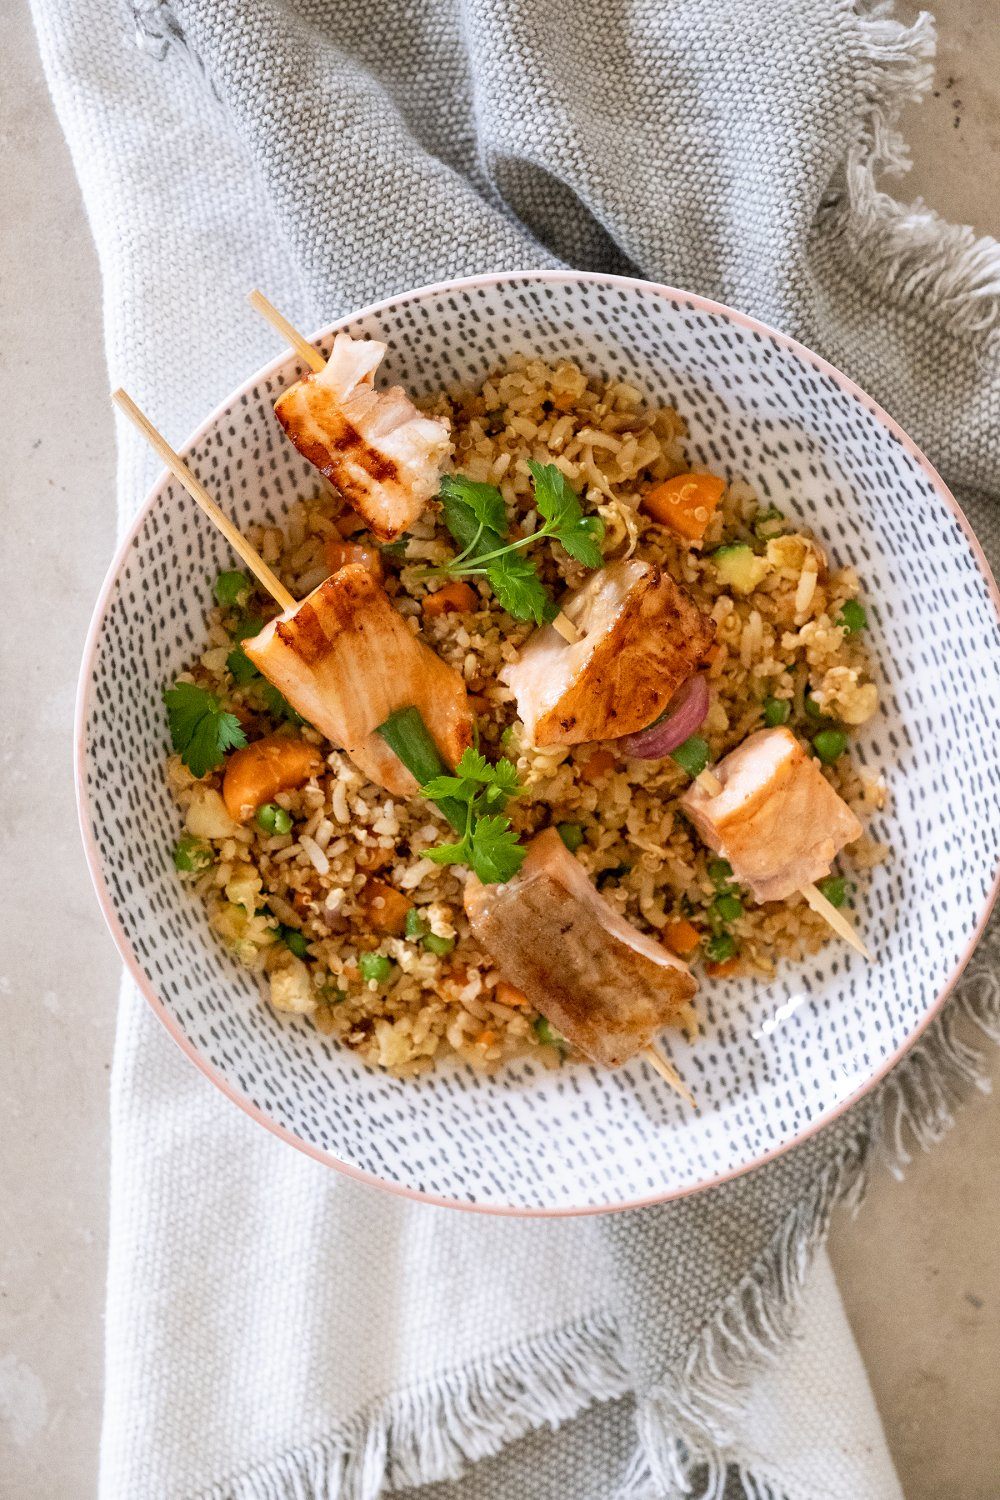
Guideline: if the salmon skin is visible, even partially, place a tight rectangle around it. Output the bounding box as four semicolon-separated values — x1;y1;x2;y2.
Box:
465;828;697;1067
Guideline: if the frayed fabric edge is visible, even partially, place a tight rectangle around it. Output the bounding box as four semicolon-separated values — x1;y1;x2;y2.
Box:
618;928;1000;1500
193;1309;630;1500
818;4;1000;343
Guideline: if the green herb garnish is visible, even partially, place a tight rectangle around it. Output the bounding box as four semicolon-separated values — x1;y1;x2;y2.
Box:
421;748;526;885
164;680;247;777
429;466;603;624
533;1016;566;1049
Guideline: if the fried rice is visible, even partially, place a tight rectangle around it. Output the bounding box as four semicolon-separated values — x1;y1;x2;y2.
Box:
166;357;886;1076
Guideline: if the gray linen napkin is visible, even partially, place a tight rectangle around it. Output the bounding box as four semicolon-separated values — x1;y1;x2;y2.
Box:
40;0;1000;1494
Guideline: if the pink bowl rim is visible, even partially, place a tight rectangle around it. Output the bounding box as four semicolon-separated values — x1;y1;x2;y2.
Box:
75;266;1000;1217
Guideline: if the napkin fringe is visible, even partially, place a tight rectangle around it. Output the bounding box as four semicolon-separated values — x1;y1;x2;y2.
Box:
820;3;1000;343
196;1309;629;1500
617;935;1000;1500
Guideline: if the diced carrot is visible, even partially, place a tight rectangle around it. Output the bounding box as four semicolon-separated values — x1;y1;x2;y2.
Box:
664;920;701;957
360;879;412;936
422;581;478;617
579;748;616;782
323;538;383;580
222;734;324;821
706;957;741;979
701;642;723;667
495;981;529;1008
477;1029;498;1048
643;473;726;544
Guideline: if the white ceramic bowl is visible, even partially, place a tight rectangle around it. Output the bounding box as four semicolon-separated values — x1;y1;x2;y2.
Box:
77;271;1000;1213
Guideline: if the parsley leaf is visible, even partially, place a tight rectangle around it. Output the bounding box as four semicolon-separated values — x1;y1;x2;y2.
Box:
415;744;526;883
429;465;602;623
439;475;509;537
528;462;605;567
486;550;555;625
164;681;246;777
469;815;526;884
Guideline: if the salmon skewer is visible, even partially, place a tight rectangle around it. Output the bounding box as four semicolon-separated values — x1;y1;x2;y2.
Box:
265;314;450;543
680;726;871;956
501;559;714;747
465;828;697;1070
242;565;473;796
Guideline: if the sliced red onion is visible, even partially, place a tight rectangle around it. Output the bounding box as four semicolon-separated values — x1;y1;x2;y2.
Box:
619;674;710;759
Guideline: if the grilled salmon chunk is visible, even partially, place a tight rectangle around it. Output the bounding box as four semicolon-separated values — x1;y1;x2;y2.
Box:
464;827;697;1067
273;332;451;542
243;564;473;796
500;559;714;747
680;727;862;902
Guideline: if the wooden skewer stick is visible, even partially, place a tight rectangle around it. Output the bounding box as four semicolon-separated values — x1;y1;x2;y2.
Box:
644;1043;697;1108
801;881;873;961
111;389;296;612
247;289;584;647
248;289;326;374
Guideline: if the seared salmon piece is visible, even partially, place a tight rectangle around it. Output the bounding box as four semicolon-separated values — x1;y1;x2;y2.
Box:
680;727;862;902
464;827;697;1067
243;564;473;796
500;559;714;747
273;332;451;542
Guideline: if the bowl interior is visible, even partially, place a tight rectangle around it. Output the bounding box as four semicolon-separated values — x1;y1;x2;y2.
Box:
79;274;1000;1211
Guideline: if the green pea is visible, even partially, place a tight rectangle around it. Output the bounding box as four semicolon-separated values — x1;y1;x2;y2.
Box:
817;875;849;908
707;858;734;889
173;834;212;873
813;729;848;764
404;907;429;940
762;697;790;727
804;691;825;720
423;932;455;957
705;932;737;963
214;570;251;608
359;952;393;984
712;893;743;924
671;735;711;778
256;803;293;836
557;822;585;853
280;926;309;959
837;599;867;634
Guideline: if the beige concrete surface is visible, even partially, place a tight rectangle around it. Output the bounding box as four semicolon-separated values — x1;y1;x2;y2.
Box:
0;2;997;1497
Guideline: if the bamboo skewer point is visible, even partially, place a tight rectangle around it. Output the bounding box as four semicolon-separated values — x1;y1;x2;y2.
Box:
644;1044;697;1108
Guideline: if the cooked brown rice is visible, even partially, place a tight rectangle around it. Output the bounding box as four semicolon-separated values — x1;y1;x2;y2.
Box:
167;357;885;1076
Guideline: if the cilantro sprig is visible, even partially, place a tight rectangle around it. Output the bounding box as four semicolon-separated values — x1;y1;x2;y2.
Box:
376;709;526;885
427;464;604;624
421;748;526;885
164;680;247;777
